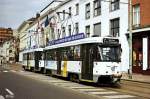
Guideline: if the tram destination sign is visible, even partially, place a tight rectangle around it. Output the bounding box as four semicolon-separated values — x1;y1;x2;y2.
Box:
48;33;85;46
103;38;119;44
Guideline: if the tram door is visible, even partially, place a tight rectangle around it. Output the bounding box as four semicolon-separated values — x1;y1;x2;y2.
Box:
81;44;93;80
35;51;40;70
26;53;29;69
57;50;61;75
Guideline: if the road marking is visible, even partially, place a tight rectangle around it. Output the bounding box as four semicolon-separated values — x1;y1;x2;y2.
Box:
103;95;136;98
20;70;25;72
5;88;14;96
3;71;8;72
0;95;5;99
15;71;137;99
10;70;16;72
37;77;56;80
77;88;105;91
89;91;118;95
70;86;95;89
48;80;68;83
55;83;80;86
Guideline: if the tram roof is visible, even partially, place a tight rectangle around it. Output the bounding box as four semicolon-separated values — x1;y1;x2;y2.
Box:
44;37;119;50
22;48;43;53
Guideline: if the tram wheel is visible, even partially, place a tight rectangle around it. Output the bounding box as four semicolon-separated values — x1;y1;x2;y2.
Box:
69;74;79;83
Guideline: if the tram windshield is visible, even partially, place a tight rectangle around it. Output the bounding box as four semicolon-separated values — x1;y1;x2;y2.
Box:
100;46;121;62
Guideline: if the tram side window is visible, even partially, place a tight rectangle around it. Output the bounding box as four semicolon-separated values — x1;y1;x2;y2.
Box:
28;53;33;60
41;53;45;60
28;54;30;60
74;45;81;60
92;46;101;61
61;49;68;61
39;52;44;60
23;54;27;60
30;53;34;60
46;52;55;60
61;46;81;61
67;47;74;60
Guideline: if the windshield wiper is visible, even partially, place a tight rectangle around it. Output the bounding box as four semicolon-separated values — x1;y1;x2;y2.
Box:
102;55;115;61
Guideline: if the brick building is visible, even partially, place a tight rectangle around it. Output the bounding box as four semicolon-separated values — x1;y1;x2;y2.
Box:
0;28;19;63
0;27;13;45
131;0;150;75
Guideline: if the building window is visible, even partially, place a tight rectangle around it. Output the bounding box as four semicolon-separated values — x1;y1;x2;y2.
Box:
9;50;12;53
68;25;71;36
94;23;101;37
57;29;60;39
85;3;90;19
62;27;66;38
69;7;72;17
63;10;65;20
85;25;90;37
110;0;120;11
93;0;101;16
75;3;79;15
110;18;120;37
133;4;140;27
75;22;79;34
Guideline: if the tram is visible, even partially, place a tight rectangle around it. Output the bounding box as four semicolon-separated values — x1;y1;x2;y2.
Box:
44;33;122;84
22;48;45;72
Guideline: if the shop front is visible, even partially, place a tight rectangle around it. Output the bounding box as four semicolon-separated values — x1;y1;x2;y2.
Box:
132;29;150;75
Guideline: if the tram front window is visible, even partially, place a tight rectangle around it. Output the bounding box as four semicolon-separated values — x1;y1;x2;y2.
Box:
100;46;121;62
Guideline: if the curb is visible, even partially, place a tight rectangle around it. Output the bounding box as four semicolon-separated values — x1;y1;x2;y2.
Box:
121;79;150;84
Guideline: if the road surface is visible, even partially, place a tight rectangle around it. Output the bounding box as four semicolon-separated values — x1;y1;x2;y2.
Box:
1;65;148;99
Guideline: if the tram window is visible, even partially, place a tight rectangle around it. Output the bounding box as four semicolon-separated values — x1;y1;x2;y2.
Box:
60;46;81;61
67;51;73;60
92;46;101;61
74;45;81;60
39;53;44;60
67;47;74;60
101;46;121;62
29;54;31;60
41;53;44;60
23;54;27;60
31;53;34;60
61;50;68;60
46;51;55;60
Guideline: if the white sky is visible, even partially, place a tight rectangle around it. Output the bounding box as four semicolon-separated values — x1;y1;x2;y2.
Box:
0;0;52;29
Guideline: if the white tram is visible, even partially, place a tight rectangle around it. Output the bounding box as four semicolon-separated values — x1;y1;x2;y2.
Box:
22;48;45;72
44;34;122;84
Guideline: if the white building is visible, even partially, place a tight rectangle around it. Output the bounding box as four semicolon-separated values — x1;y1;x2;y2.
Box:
0;40;15;63
20;0;129;72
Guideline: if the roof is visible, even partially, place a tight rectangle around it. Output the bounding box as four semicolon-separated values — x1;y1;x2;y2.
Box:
17;18;36;32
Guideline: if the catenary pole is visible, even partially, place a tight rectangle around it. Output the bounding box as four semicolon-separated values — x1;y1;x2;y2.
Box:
129;0;132;79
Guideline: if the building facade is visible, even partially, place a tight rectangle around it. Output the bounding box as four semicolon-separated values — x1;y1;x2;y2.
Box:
20;0;129;72
18;17;37;62
0;28;16;64
0;28;13;45
131;0;150;75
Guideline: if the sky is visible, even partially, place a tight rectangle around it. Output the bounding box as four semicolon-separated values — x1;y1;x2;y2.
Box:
0;0;52;29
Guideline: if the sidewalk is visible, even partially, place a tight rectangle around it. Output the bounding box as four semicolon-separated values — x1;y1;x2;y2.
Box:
121;72;150;84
